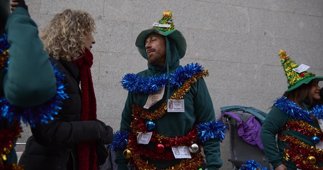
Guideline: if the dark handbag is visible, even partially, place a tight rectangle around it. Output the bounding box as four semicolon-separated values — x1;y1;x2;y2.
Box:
97;143;109;166
99;145;118;170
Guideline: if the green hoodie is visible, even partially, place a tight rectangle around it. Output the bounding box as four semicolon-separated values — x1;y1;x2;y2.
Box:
261;106;322;169
2;7;56;106
116;36;222;170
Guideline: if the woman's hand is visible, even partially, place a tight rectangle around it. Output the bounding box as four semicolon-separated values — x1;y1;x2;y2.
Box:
10;0;27;12
275;164;287;170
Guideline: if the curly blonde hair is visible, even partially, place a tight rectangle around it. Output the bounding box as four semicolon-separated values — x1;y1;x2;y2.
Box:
41;9;95;61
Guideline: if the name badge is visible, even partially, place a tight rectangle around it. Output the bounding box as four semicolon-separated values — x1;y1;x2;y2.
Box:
167;99;185;112
137;132;153;145
171;146;191;159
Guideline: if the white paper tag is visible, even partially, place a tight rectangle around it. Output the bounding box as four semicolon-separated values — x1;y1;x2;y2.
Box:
316;142;323;150
153;22;171;28
171;146;191;159
167;99;185;112
315;119;323;149
137;132;153;145
318;119;323;131
293;64;310;73
143;86;165;109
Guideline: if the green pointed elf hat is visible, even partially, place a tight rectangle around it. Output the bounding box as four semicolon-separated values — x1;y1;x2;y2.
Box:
279;49;323;92
135;10;187;59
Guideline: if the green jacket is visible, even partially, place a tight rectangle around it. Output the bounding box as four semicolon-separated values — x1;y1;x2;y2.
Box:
261;106;321;169
116;37;222;170
2;7;56;107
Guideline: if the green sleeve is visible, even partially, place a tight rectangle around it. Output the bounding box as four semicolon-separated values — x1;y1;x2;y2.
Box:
119;93;133;131
116;93;133;170
194;78;222;170
261;106;289;168
3;7;56;107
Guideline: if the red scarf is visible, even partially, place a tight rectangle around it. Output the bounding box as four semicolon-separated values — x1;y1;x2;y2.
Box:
74;49;97;170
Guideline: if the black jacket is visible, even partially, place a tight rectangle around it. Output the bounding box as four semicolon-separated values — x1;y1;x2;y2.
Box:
19;59;113;170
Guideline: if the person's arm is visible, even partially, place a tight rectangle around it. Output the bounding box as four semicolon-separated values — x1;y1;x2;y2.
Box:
115;93;133;170
31;119;113;146
261;106;289;168
194;78;222;170
3;5;56;107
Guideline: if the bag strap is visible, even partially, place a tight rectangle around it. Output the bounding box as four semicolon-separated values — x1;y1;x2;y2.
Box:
220;105;266;123
222;111;243;124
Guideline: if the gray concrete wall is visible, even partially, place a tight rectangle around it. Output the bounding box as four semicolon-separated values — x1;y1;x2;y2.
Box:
19;0;323;169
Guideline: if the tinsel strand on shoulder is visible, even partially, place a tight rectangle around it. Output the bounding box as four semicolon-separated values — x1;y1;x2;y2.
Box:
121;63;208;94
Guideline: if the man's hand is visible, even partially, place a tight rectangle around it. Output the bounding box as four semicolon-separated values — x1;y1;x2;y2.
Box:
275;164;287;170
10;0;27;12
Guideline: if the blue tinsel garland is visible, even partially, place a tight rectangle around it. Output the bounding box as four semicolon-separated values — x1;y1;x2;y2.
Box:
0;34;10;54
110;131;129;151
0;63;68;127
197;120;226;143
111;121;227;151
312;104;323;119
239;160;268;170
274;96;323;122
121;63;204;94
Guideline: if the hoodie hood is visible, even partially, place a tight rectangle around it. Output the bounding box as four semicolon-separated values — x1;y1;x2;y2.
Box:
135;10;186;74
135;29;186;74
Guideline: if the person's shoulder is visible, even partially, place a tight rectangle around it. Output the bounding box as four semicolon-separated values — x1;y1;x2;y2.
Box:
49;58;68;74
49;57;62;68
136;69;150;76
7;7;30;23
268;105;288;117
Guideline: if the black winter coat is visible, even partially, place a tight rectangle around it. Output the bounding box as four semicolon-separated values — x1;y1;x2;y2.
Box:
19;59;112;170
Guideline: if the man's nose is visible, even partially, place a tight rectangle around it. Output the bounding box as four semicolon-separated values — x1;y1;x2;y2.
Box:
145;42;151;49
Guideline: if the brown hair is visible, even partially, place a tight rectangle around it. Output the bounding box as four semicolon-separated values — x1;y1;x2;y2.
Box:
41;9;95;61
284;80;318;107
